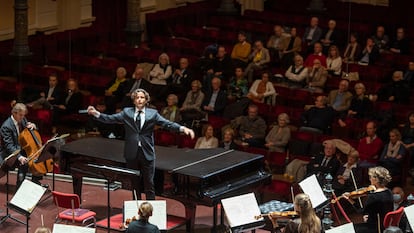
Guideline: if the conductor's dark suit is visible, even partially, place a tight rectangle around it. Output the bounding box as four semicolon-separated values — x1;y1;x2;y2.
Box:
95;107;183;199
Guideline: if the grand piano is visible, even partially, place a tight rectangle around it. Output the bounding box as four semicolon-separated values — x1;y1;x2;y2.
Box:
60;137;271;232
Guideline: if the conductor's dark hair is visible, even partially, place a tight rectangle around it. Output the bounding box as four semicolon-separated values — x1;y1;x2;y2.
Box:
131;88;150;103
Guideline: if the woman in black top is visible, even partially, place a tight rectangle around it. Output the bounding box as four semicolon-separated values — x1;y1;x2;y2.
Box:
126;202;160;233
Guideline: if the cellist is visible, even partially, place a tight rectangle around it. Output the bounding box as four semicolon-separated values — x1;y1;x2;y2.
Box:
0;103;41;188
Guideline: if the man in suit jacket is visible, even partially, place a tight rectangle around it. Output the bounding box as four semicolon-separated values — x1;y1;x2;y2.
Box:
87;88;194;200
327;79;353;114
27;74;62;109
202;77;227;116
306;141;340;181
0;103;38;187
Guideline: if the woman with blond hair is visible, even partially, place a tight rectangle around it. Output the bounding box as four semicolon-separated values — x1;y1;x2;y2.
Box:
194;124;218;149
326;45;342;76
269;193;321;233
126;202;160;233
265;113;291;152
149;53;172;101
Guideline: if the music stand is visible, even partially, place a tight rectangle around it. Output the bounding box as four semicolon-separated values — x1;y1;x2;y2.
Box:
86;163;140;233
0;150;20;225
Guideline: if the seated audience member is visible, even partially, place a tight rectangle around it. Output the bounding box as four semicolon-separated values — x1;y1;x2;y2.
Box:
306;141;341;180
27;74;62;110
180;80;205;124
300;95;335;134
149;53;172;102
194;124;218;149
403;61;414;86
265;113;291;152
86;97;122;138
231;104;267;148
104;66;128;113
219;128;237;150
326;45;342;76
304;42;327;68
379;128;407;176
160;94;182;123
203;46;232;93
227;67;248;101
304;59;328;93
389;27;410;55
327;79;353;114
343;32;362;63
372;25;390;53
338;82;373;127
126;202;160;233
357;121;384;165
201;77;227;116
303;16;322;54
244;40;270;83
284;54;308;88
116;65;151;108
402;112;414;165
266;25;286;64
358;37;380;65
280;27;302;69
332;151;362;196
231;31;251;68
247;71;276;104
170;57;192;102
320;19;342;55
376;71;410;104
392;186;409;232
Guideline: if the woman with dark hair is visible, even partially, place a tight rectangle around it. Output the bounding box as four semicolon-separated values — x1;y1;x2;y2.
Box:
343;32;361;63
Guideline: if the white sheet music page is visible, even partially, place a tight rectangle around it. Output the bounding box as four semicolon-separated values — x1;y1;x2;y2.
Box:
221;192;262;227
298;174;327;208
124;200;167;230
325;222;355;233
52;223;96;233
9;179;46;213
405;204;414;230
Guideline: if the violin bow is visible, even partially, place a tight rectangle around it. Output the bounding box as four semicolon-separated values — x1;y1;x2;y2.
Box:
350;169;363;209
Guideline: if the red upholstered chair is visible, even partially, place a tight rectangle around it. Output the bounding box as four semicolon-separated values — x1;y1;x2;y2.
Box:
383;206;404;229
51;191;96;227
177;134;198;148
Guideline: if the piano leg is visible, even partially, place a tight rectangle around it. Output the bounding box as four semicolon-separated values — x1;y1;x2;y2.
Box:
183;202;196;233
72;175;83;198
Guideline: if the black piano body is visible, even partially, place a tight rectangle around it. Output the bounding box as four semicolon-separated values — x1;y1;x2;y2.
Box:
60;137;271;232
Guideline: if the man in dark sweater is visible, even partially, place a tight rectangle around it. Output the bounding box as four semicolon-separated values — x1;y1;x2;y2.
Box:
300;95;335;134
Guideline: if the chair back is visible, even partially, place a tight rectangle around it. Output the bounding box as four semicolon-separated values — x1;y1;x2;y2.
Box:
52;191;81;209
384;206;405;228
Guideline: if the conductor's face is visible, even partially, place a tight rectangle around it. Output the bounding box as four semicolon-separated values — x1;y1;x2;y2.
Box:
133;91;147;110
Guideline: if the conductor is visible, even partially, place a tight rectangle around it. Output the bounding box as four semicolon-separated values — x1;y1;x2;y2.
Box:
87;88;195;200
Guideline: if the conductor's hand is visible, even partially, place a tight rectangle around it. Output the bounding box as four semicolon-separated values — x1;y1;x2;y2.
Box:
182;127;195;139
87;106;100;117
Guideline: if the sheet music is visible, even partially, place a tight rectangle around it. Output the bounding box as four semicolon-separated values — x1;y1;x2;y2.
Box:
325;223;355;233
221;192;262;228
52;223;96;233
298;174;327;208
124;200;167;230
405;204;414;231
9;179;46;213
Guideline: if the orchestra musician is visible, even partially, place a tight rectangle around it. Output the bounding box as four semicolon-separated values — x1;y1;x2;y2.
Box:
268;193;321;233
87;88;195;200
343;166;393;233
126;202;160;233
0;103;40;188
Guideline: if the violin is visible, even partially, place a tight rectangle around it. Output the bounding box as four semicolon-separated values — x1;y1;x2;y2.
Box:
331;185;376;204
119;216;137;229
254;211;298;220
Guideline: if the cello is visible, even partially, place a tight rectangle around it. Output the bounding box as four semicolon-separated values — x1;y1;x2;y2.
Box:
18;128;54;176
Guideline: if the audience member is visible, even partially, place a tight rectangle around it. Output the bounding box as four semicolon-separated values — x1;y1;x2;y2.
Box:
170;57;192;102
338;82;373;127
246;71;276;104
160;94;182;123
305;59;328;93
320;19;342;54
203;46;232;93
332;151;362;196
389;27;410;55
372;25;390;53
306;140;341;180
343;32;362;64
149;53;172;102
227;67;248;102
376;71;410;104
280;27;302;69
300;95;335;134
357;121;384;165
358;37;380;65
327;79;353;114
304;42;327;68
401;112;414;166
244;40;270;83
86;97;123;138
231;104;267;148
202;77;227;116
180;80;205;124
392;186;409;232
27;74;62;110
379;128;407;176
403;61;414;86
303;16;322;54
104;66;128;113
266;25;286;64
219;128;237;150
231;31;251;68
194;124;218;149
265;113;291;152
116;65;151;108
284;54;308;88
326;45;342;76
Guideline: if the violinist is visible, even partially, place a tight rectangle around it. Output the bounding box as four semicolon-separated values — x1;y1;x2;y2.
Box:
269;193;321;233
0;103;40;188
344;166;393;233
126;202;160;233
332;151;362;196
